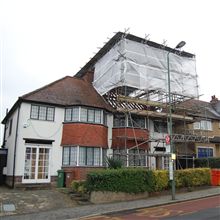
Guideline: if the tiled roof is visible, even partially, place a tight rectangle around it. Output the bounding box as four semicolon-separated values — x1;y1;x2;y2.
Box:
21;75;113;111
179;99;220;120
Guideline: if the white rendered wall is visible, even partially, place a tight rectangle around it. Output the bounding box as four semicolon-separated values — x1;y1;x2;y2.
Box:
13;102;64;177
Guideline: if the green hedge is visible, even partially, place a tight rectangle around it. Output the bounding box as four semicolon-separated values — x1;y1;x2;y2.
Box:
175;168;211;188
87;168;154;193
86;168;211;193
152;170;169;191
194;157;220;168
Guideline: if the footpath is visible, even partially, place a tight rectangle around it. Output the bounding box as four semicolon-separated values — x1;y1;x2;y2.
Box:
0;186;219;220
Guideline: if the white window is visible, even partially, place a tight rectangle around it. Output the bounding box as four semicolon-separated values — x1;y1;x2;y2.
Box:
70;147;77;165
39;106;47;120
30;105;55;121
94;148;101;166
63;148;70;165
63;147;102;166
72;107;79;121
65;108;72;121
80;108;88;122
194;120;212;131
79;147;86;165
86;148;94;166
95;110;101;124
88;109;95;122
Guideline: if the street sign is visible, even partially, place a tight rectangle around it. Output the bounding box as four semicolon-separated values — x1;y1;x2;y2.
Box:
165;135;170;145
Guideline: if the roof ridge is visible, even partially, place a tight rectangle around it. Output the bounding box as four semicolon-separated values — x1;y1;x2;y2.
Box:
21;76;73;99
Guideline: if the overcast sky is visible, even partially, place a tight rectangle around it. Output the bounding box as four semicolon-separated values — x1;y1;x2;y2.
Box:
0;0;219;142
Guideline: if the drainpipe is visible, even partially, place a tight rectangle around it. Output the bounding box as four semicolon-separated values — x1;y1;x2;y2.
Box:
12;104;21;188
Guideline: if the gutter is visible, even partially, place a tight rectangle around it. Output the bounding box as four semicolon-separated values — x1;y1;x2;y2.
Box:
12;103;21;188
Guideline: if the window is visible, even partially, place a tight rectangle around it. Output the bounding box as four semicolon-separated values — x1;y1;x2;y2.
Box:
193;120;212;131
113;149;127;166
62;146;77;166
128;149;146;166
113;114;126;127
79;147;101;166
103;112;107;126
95;110;101;123
198;147;213;158
9;118;13;136
72;107;79;121
64;107;103;124
65;108;72;121
63;146;103;166
128;115;145;128
79;147;86;165
30;105;55;121
102;148;107;166
88;109;95;122
154;121;168;133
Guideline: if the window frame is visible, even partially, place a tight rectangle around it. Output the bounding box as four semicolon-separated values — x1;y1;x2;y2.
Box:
62;146;104;167
64;106;104;125
30;104;55;121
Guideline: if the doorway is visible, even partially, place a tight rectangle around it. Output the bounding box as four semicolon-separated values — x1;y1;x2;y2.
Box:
23;146;50;183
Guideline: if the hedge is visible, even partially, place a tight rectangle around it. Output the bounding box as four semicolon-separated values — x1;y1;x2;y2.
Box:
194;157;220;168
86;168;154;193
86;168;211;193
175;168;211;188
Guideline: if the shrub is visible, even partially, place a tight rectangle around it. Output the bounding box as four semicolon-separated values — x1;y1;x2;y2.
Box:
194;157;220;168
106;157;123;169
87;168;154;193
86;168;211;194
152;170;169;191
71;180;87;194
175;168;211;188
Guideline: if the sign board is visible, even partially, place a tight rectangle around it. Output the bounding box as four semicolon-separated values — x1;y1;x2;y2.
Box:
165;135;170;145
169;160;173;180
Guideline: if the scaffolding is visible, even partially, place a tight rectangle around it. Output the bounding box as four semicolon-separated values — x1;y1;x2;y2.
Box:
104;87;211;170
92;32;210;170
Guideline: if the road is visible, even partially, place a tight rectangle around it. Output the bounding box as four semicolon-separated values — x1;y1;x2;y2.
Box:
81;195;220;220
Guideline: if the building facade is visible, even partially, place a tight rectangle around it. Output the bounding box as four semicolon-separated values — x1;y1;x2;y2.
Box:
2;32;220;187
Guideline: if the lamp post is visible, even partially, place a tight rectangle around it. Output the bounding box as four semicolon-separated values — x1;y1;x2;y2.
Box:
167;41;186;200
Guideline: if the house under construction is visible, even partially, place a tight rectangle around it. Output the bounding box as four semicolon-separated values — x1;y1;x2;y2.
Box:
2;32;220;187
76;32;219;170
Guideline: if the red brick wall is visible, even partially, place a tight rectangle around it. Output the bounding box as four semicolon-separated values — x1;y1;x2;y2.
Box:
61;123;108;147
63;167;104;187
112;127;149;149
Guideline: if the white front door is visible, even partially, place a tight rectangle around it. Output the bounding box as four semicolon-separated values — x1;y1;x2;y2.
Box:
23;146;50;183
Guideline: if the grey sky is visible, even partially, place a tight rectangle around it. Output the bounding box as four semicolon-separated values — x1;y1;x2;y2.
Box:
0;0;219;143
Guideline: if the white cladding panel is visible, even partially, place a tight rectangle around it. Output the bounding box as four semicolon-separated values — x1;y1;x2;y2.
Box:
93;39;198;98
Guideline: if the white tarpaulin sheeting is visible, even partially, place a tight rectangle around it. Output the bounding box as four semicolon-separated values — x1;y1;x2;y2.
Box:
93;38;199;98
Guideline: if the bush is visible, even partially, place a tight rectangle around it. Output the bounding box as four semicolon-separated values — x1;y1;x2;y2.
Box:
86;168;211;194
175;168;211;188
71;180;87;194
106;157;123;169
194;157;220;168
87;168;154;193
152;170;169;191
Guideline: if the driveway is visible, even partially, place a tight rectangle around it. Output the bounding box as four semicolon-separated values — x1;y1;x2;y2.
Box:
0;186;77;217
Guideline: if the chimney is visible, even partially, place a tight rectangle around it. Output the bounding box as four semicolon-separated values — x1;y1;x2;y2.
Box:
210;95;218;104
210;95;220;114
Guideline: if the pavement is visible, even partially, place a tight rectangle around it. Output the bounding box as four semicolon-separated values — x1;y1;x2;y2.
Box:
0;186;219;220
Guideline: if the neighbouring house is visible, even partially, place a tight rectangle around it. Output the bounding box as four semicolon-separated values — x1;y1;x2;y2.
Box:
1;32;220;187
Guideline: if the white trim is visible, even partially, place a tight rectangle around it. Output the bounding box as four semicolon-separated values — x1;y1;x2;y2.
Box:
22;145;51;184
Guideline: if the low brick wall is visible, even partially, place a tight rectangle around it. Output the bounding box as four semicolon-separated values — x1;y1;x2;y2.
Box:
90;191;149;204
